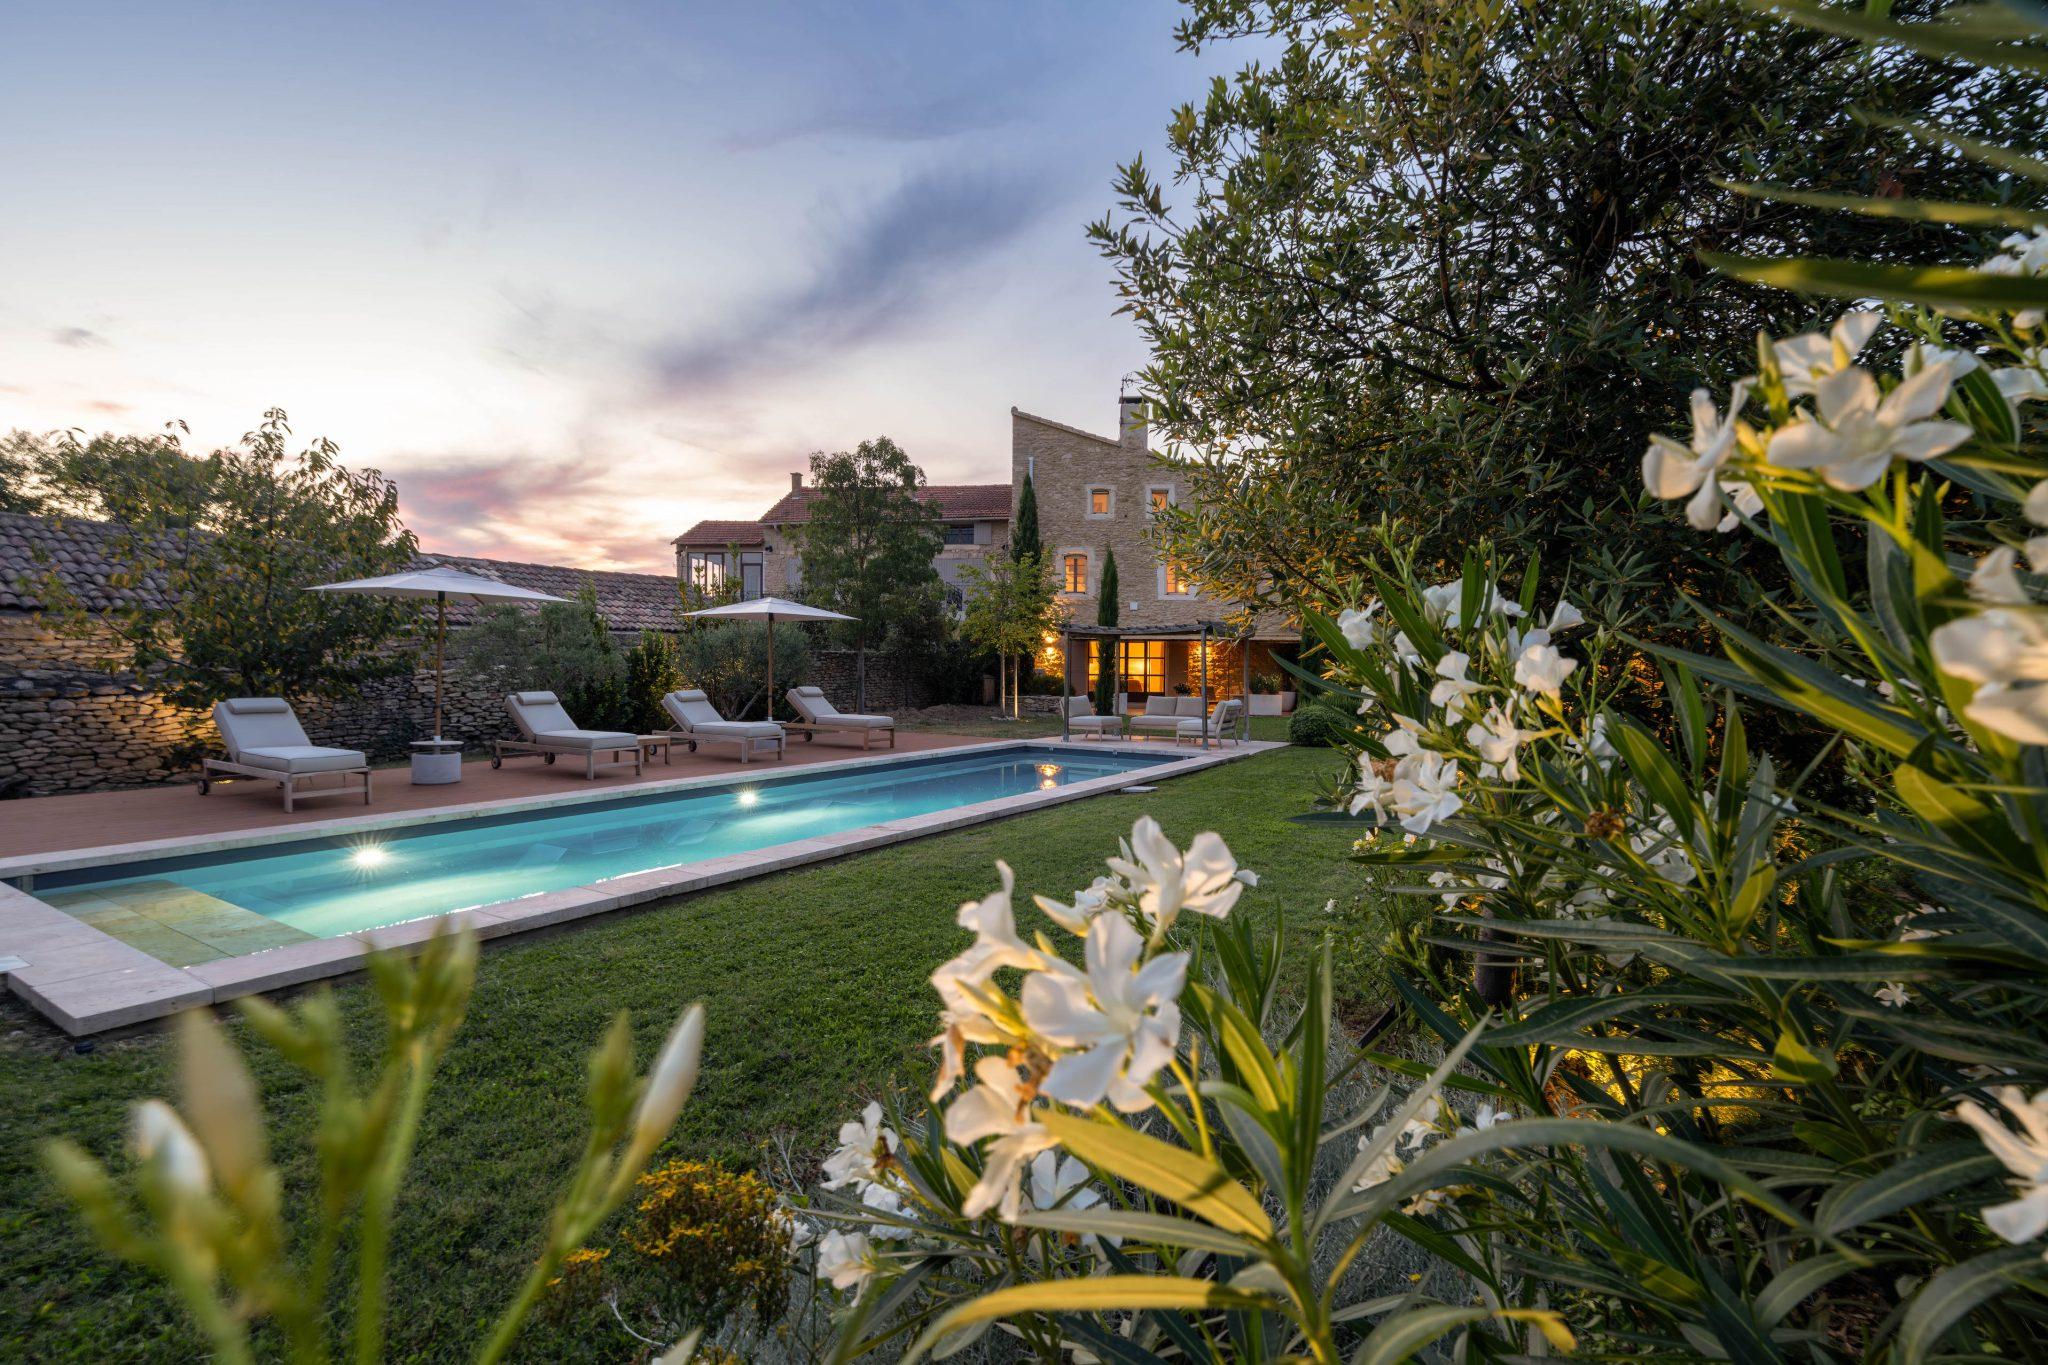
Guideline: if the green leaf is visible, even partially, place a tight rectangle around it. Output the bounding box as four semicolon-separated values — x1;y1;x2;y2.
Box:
1754;1253;1863;1327
1350;1304;1491;1365
1894;763;2030;870
1483;990;1730;1047
905;1278;1280;1362
1037;1109;1274;1242
1819;1144;2005;1237
1771;1030;1839;1086
1009;1208;1259;1258
1755;0;2048;74
1702;252;2048;313
1898;1245;2048;1364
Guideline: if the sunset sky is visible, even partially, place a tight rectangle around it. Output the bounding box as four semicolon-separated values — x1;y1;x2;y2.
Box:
1;1;1237;572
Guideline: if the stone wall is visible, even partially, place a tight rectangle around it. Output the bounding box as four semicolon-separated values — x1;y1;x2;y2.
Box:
0;613;518;797
806;648;942;714
0;613;968;797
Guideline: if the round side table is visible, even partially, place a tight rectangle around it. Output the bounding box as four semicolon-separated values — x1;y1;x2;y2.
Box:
410;738;464;785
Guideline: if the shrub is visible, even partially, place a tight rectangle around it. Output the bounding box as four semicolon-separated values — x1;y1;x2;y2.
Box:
1287;695;1354;747
625;1160;791;1335
673;620;809;721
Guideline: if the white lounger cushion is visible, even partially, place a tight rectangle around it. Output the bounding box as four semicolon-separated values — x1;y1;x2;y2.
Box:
662;690;782;739
787;686;892;727
505;691;637;747
213;698;366;770
236;745;370;774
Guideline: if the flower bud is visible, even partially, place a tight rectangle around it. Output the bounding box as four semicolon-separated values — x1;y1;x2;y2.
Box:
625;1004;704;1168
131;1099;211;1200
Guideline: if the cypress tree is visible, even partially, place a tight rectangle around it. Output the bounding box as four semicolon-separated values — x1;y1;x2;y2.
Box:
1093;549;1120;716
1011;473;1041;562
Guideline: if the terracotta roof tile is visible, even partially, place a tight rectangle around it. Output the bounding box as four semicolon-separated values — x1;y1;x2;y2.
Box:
672;519;767;548
0;511;683;633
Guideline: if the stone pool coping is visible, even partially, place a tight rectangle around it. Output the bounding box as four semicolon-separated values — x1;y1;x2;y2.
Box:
0;738;1277;1035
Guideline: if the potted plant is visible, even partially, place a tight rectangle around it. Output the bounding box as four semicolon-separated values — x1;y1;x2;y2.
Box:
1246;667;1295;715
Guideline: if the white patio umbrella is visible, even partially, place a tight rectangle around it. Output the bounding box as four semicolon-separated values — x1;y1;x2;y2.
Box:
308;566;568;739
682;596;854;721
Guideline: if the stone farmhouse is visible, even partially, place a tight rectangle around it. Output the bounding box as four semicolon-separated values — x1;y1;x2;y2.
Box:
672;392;1300;709
673;478;1012;608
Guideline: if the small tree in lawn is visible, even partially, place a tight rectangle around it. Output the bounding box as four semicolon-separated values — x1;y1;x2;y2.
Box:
1092;549;1120;717
19;410;420;729
791;437;945;712
958;551;1057;720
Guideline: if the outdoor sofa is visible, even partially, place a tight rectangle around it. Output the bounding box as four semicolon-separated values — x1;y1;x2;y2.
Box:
784;686;896;750
1127;695;1243;746
1064;694;1124;740
659;689;786;763
494;691;645;779
202;697;373;813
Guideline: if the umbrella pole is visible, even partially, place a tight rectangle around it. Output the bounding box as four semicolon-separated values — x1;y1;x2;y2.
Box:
767;616;775;723
434;592;447;740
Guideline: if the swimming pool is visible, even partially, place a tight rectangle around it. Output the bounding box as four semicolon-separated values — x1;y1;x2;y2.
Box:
19;745;1172;967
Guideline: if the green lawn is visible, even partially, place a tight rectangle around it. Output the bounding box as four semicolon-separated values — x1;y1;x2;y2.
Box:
0;740;1361;1361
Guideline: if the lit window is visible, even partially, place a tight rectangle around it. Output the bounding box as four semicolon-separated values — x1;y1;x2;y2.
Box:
1063;553;1088;593
1086;640;1167;695
1150;488;1171;513
1163;562;1192;596
1087;487;1113;518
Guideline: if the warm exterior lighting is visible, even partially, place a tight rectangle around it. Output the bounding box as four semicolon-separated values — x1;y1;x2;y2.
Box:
736;789;759;808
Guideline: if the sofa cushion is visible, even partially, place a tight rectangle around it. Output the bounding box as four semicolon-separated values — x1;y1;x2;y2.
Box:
1143;697;1178;716
1177;697;1206;717
236;745;367;775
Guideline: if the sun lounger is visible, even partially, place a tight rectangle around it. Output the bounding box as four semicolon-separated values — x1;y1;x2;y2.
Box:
201;697;372;813
785;686;896;750
1064;694;1123;740
1176;698;1243;746
659;689;786;763
493;691;645;779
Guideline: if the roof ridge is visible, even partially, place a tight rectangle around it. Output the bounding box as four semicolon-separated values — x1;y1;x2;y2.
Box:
1009;406;1122;448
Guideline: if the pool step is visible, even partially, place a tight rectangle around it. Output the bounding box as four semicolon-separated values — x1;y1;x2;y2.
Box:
41;881;315;967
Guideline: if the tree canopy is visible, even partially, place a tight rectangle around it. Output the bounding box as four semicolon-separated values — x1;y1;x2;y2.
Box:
792;436;946;708
16;410;421;712
1092;0;2048;627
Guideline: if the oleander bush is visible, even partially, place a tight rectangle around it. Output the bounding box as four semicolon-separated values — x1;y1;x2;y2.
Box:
788;5;2048;1358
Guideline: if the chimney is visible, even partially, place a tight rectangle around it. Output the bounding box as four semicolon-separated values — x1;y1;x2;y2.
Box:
1118;393;1148;451
790;471;803;492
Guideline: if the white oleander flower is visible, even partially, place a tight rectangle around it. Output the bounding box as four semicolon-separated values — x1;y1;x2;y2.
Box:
1430;651;1485;713
860;1183;916;1240
1338;604;1379;649
1716;478;1764;532
1952;1087;2048;1244
627;1005;706;1167
1421;579;1522;628
1968;547;2030;606
1630;815;1696;885
1774;310;1883;397
822;1101;901;1191
1469;1101;1513;1132
1765;362;1974;492
1875;982;1912;1009
1514;641;1577;697
1390;754;1463;835
1984;227;2048;329
1643;380;1755;530
945;1057;1058;1221
1930;608;2048;745
1544;599;1586;632
1023;913;1188;1113
817;1229;877;1293
1351;1122;1407;1192
1399;1094;1451;1150
1351;750;1398;820
2027;479;2048;527
1466;705;1533;781
1107;816;1255;934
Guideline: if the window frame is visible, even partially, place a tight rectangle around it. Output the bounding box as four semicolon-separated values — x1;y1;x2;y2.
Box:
1084;486;1115;520
1146;485;1175;517
1060;550;1091;595
1159;560;1195;599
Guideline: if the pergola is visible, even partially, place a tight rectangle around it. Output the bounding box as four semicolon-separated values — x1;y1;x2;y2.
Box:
1055;619;1252;745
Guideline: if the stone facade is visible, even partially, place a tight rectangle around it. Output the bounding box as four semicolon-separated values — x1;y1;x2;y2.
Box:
1012;399;1295;701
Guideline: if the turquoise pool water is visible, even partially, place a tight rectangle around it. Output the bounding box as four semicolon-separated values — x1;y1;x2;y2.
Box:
26;746;1168;956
